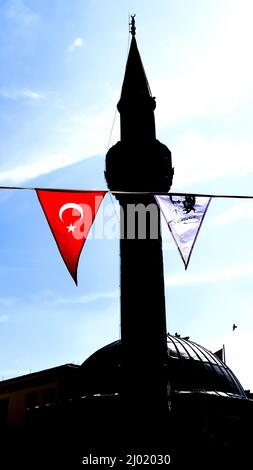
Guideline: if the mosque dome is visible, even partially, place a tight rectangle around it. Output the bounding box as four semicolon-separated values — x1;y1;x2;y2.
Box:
80;335;246;398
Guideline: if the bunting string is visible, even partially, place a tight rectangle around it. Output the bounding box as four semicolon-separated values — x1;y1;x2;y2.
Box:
1;186;253;283
1;184;253;198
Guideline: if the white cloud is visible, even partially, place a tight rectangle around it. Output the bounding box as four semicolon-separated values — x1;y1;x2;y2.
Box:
165;264;253;287
0;151;78;183
6;0;38;29
0;314;9;323
21;89;42;100
73;37;83;48
53;290;119;306
210;201;253;226
0;88;43;100
0;297;16;307
68;37;84;52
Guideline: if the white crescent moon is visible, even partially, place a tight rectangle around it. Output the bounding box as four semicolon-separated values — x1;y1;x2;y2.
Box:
59;203;84;222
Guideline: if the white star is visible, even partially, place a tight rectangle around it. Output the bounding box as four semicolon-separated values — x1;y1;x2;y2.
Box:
66;224;76;233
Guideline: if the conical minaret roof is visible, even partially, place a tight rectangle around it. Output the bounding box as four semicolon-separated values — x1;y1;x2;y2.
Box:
119;35;153;106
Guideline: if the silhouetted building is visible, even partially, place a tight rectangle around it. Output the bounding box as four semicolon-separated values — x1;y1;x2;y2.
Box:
0;364;78;431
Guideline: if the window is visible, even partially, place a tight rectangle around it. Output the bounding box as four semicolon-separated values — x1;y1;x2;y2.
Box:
26;392;38;409
42;388;55;405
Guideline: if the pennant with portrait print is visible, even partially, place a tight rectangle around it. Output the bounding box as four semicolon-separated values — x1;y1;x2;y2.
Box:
155;194;211;268
36;190;106;284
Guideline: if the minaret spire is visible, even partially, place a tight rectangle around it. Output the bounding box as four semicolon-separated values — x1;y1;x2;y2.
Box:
129;14;136;36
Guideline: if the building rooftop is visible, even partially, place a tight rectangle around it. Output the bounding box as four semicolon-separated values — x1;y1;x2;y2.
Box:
0;363;79;394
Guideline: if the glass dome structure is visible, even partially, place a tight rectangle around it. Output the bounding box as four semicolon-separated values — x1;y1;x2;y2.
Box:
166;335;245;397
81;335;246;398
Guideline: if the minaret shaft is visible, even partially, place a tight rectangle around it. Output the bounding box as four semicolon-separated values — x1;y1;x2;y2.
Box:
120;196;168;420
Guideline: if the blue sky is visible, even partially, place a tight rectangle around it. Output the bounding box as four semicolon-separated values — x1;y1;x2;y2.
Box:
1;0;253;390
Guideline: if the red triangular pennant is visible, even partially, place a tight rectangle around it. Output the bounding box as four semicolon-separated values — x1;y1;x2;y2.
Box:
36;190;106;284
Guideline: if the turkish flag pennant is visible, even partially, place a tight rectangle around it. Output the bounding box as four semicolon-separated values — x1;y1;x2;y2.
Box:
36;190;106;284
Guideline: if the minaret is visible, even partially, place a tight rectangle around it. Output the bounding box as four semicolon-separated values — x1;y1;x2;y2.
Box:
105;16;174;448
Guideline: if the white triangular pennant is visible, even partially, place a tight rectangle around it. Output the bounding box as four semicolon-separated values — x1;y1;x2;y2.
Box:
155;195;211;268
